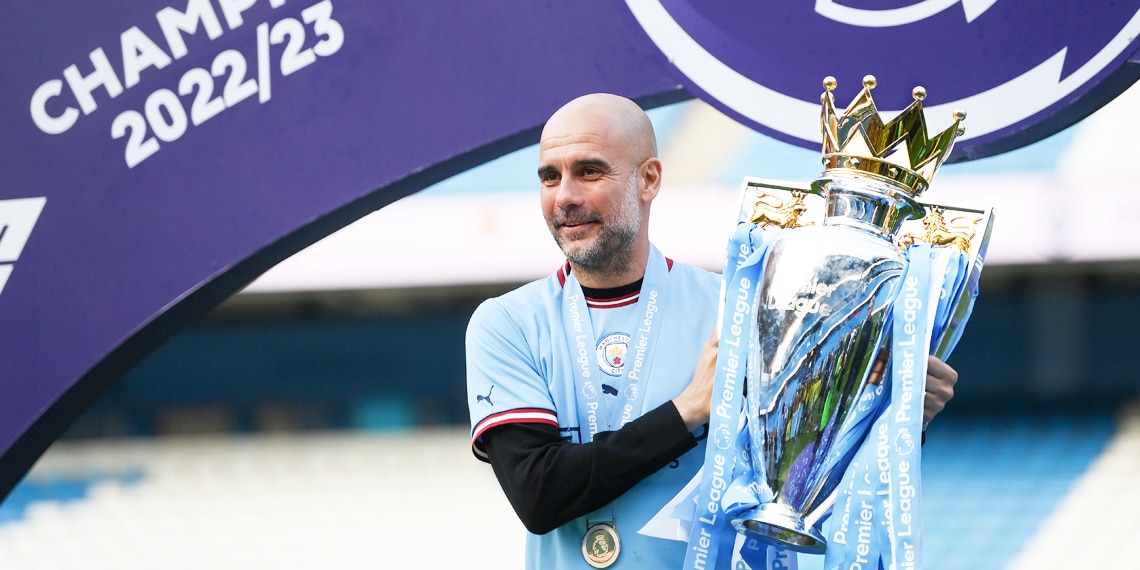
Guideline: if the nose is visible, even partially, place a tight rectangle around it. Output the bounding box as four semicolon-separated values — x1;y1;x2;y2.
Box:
552;176;586;211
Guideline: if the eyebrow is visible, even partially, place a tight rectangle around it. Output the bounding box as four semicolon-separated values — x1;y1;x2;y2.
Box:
537;158;614;179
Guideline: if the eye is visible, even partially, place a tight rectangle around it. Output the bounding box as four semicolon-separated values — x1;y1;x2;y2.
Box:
577;159;612;179
539;170;560;186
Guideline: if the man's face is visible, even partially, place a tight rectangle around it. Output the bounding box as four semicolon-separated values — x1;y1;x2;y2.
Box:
537;133;644;271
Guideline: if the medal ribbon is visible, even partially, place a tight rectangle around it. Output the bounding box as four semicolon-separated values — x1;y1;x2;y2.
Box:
561;245;671;442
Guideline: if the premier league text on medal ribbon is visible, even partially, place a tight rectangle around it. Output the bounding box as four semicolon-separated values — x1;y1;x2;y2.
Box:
566;293;600;439
622;289;659;425
29;0;345;168
626;290;659;381
567;293;592;379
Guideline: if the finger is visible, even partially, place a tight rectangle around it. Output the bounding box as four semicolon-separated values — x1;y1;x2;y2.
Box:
926;355;958;385
923;359;957;423
922;398;945;423
868;348;890;385
925;379;954;404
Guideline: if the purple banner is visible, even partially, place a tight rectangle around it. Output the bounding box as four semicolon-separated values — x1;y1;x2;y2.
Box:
0;0;1137;500
624;0;1140;159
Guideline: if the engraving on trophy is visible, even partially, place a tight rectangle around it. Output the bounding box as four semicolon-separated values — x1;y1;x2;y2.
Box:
763;274;841;317
749;190;810;228
897;206;980;253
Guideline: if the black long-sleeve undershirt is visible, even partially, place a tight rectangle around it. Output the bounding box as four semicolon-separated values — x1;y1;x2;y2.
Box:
482;402;699;535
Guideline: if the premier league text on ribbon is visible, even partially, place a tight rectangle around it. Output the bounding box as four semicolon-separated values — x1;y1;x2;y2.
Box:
894;275;921;427
830;464;874;558
29;0;344;168
689;247;754;570
715;275;748;424
886;273;926;567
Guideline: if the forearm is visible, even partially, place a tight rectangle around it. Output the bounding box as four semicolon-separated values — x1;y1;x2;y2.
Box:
483;402;698;534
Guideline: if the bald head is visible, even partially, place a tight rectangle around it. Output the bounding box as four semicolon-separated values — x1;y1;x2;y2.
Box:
541;93;657;165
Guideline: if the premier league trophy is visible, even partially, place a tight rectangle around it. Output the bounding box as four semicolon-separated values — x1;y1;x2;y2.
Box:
717;75;994;559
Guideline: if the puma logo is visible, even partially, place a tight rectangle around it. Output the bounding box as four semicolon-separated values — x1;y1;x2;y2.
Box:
476;385;495;407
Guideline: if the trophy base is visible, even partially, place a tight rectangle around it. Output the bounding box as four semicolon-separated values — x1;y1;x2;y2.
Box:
731;503;826;554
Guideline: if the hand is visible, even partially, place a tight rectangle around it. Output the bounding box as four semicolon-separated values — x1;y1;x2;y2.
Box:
868;350;956;426
672;337;719;432
923;356;958;425
867;349;889;385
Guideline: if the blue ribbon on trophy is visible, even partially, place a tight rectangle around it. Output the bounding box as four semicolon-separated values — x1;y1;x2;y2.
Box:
676;75;995;570
680;220;774;570
825;245;936;570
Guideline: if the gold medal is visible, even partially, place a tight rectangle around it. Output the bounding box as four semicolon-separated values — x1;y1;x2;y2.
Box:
581;522;621;568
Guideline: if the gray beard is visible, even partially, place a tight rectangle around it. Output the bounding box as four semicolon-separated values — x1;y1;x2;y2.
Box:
551;174;642;277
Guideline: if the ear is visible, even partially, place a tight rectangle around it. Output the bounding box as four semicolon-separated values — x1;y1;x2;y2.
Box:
639;157;663;202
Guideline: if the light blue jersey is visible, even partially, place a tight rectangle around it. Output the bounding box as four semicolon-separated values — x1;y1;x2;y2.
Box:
467;246;726;569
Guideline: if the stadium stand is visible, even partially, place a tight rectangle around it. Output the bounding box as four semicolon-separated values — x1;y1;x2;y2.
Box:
0;430;526;569
1;404;1132;569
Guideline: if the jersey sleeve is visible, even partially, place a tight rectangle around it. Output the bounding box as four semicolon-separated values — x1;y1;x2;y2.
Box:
466;297;559;461
482;403;699;534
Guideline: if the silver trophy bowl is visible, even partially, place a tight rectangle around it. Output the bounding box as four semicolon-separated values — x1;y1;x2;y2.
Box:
730;172;922;553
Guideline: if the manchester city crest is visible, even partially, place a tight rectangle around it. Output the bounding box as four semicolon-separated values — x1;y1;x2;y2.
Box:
596;333;630;377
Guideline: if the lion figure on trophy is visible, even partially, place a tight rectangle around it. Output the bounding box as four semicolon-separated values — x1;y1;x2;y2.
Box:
749;190;809;229
898;206;979;253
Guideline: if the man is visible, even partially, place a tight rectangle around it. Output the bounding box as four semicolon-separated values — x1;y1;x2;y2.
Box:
466;93;958;569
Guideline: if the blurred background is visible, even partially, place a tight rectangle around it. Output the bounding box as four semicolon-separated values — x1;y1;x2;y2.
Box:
2;86;1139;569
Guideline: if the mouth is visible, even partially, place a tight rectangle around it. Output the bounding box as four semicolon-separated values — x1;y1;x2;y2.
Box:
558;220;595;229
555;214;601;233
556;220;597;242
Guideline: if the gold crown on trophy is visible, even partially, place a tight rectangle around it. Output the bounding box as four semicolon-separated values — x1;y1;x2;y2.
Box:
820;75;966;196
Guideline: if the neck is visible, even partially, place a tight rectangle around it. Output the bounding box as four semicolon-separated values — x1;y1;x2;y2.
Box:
573;264;643;289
